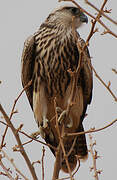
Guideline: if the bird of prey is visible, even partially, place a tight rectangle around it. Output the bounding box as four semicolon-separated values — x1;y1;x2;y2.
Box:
21;6;93;173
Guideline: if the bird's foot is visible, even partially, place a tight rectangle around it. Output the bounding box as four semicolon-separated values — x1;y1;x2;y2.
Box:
42;116;49;128
56;107;66;125
66;117;73;128
58;110;67;125
38;126;46;139
56;107;73;128
56;107;63;116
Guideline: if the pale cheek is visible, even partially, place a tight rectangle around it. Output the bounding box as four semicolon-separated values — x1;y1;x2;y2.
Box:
75;19;82;28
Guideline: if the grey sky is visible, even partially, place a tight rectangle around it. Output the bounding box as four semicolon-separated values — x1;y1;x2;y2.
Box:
0;0;117;179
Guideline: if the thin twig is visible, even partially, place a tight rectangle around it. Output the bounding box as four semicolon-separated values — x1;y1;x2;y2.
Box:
0;149;29;180
85;0;117;25
54;99;73;180
66;118;117;137
10;80;32;120
0;80;32;149
92;65;117;102
89;134;102;179
57;158;80;180
0;104;38;180
32;160;41;166
52;144;62;180
0;120;57;151
0;157;14;180
112;68;117;74
41;146;45;180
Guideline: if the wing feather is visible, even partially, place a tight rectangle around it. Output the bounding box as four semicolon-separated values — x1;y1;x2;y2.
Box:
21;35;36;109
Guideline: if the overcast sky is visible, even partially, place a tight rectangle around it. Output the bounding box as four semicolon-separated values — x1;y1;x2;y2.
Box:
0;0;117;180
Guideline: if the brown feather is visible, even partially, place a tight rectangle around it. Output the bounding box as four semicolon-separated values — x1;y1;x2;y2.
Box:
21;6;93;173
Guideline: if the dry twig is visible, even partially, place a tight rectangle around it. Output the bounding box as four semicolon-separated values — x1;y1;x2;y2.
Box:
66;118;117;137
0;120;57;151
41;146;45;180
0;80;32;149
89;134;102;180
112;68;117;74
85;0;117;25
0;104;38;180
52;99;74;180
57;158;80;180
0;149;29;180
91;65;117;102
52;144;62;180
0;155;14;180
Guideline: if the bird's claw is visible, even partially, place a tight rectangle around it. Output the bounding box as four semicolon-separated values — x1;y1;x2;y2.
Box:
43;117;49;128
56;107;73;128
58;110;67;125
66;117;73;128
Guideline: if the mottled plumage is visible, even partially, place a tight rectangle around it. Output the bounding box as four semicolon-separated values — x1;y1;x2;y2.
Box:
21;6;93;173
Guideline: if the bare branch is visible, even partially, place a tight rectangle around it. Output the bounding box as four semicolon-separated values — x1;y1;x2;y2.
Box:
89;134;102;179
0;120;57;151
0;156;14;180
41;146;45;180
66;118;117;137
57;158;80;180
85;0;117;25
112;68;117;74
53;99;74;180
92;65;117;102
52;144;62;180
0;80;32;149
0;149;29;180
0;104;38;180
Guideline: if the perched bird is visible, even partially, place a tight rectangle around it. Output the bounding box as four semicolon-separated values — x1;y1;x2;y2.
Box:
21;6;93;173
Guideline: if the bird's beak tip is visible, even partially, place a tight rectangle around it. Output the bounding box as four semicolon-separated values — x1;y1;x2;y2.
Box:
80;14;88;24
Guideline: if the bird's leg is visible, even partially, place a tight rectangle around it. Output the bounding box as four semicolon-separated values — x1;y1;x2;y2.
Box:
56;107;73;128
58;110;67;125
56;107;66;125
66;117;73;128
42;116;48;128
39;116;54;141
30;117;49;139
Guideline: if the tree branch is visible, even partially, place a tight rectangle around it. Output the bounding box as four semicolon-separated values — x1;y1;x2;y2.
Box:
0;149;29;180
0;157;14;180
0;104;38;180
85;0;117;25
66;118;117;137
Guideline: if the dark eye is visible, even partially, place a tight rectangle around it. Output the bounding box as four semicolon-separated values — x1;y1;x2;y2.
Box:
71;7;79;15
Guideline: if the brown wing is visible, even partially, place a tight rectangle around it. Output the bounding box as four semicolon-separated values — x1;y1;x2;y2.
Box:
79;38;93;120
21;35;36;109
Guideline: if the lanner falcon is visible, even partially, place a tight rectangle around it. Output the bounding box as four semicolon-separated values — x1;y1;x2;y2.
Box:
21;6;93;173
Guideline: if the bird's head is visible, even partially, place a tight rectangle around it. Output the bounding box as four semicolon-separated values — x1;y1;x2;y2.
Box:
46;6;88;29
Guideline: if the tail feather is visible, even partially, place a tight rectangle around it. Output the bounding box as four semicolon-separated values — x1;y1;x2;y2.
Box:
76;123;88;159
61;123;88;173
45;123;88;173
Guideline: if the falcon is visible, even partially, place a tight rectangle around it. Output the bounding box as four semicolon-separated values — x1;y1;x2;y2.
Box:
21;6;93;173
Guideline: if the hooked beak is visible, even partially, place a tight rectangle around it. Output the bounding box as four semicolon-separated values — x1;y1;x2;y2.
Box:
80;12;88;23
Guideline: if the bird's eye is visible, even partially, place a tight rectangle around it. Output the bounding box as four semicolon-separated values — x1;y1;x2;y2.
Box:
71;7;79;15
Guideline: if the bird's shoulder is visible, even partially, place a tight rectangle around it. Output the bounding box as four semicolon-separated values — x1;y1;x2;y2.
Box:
21;35;36;109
